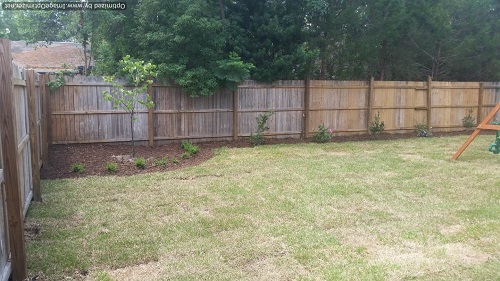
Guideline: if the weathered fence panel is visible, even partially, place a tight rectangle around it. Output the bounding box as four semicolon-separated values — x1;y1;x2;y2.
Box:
239;80;304;137
371;81;428;134
1;39;29;281
309;80;368;135
0;39;46;280
51;76;149;143
483;82;500;122
46;76;500;144
153;86;233;140
431;82;479;131
11;65;33;217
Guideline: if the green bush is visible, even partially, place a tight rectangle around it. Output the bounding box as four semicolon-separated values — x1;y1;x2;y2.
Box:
313;124;333;143
250;111;275;146
134;157;146;169
462;108;476;129
105;162;118;172
369;112;385;135
250;133;264;146
181;140;200;155
181;152;191;159
71;163;85;173
172;157;179;164
415;123;430;137
154;157;168;167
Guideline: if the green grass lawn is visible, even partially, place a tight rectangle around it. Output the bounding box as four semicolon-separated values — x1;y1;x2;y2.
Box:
27;135;500;280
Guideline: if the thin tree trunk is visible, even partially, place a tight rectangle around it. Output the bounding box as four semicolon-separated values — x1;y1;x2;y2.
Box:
83;39;88;75
379;40;387;81
88;30;94;74
131;113;135;157
433;45;442;80
218;0;225;20
79;10;89;75
320;57;326;80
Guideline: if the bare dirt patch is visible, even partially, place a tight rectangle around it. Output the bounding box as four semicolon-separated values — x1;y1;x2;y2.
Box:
440;225;463;236
24;222;41;242
441;243;491;265
94;262;163;281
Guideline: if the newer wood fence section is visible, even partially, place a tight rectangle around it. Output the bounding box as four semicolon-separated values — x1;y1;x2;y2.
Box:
49;77;500;144
0;39;45;281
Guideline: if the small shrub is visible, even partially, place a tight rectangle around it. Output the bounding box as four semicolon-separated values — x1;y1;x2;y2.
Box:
154;157;168;167
250;133;264;146
172;157;179;164
250;111;275;146
105;162;118;172
462;108;476;129
181;152;191;159
415;123;430;137
369;111;385;135
71;163;84;173
134;157;146;169
313;124;333;143
181;140;200;155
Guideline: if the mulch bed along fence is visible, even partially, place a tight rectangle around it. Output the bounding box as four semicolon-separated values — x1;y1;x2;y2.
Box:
41;131;484;180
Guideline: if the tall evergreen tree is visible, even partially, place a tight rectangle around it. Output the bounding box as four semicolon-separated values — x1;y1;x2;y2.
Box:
227;0;316;81
357;0;412;80
447;0;500;81
133;0;252;96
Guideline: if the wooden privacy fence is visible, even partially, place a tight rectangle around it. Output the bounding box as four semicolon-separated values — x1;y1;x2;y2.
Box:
49;77;500;144
0;39;45;281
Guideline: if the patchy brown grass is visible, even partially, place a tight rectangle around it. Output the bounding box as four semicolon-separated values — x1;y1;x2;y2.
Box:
27;135;500;280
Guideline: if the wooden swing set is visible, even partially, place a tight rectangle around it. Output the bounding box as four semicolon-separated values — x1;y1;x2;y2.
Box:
453;102;500;160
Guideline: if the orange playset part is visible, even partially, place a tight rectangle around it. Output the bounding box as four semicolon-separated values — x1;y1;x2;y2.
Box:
453;102;500;160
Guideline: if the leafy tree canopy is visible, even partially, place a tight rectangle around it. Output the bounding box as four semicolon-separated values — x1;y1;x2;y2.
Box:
2;0;498;94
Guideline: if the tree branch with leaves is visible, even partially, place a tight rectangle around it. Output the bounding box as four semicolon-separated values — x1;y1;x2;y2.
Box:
102;55;157;157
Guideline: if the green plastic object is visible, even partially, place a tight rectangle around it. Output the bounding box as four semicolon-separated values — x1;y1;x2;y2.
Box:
488;121;500;154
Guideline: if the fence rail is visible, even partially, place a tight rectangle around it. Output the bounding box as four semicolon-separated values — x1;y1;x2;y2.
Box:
48;77;500;144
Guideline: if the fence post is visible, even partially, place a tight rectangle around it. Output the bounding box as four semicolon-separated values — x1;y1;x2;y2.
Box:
367;77;374;134
477;82;484;126
26;70;41;202
148;83;154;146
0;39;28;281
45;74;53;146
40;74;49;167
303;79;310;139
233;89;238;140
427;76;433;133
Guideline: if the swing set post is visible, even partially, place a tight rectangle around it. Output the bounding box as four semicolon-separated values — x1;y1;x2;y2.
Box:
453;102;500;160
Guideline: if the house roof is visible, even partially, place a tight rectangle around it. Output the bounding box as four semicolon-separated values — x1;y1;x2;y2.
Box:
11;41;92;72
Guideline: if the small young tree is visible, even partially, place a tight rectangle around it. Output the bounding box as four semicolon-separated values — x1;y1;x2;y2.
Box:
102;55;157;157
